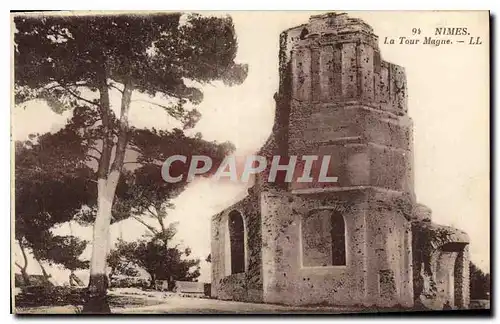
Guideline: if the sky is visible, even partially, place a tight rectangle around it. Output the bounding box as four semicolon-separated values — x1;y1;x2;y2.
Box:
12;11;490;284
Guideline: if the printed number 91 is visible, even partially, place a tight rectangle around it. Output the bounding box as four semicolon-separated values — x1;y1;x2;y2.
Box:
412;28;421;35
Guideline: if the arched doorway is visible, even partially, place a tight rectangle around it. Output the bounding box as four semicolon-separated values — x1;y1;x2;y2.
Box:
228;210;245;274
301;209;347;267
330;211;346;266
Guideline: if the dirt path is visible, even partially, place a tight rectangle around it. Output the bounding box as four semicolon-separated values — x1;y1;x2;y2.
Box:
115;295;365;314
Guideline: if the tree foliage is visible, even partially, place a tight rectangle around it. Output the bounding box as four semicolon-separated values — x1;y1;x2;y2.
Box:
108;235;200;289
14;12;246;312
39;235;89;271
107;247;140;279
14;132;94;280
14;13;247;119
470;262;490;300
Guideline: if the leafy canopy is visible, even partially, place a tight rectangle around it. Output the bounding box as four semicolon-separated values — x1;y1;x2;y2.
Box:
15;132;94;270
13;12;246;290
14;13;248;117
108;236;201;286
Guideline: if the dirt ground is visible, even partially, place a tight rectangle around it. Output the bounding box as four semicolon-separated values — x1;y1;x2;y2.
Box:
15;288;486;315
14;288;367;314
15;296;365;315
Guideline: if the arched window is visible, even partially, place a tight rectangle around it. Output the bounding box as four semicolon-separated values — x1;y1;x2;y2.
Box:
302;210;346;267
228;210;245;274
299;27;309;40
330;211;346;266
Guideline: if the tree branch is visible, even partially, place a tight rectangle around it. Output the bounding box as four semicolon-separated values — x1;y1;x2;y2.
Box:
18;240;28;270
109;83;124;94
97;77;113;179
48;81;100;108
131;215;158;235
86;154;100;162
131;99;182;118
45;81;88;91
79;116;103;130
87;146;102;156
110;80;133;173
65;87;100;107
126;146;143;155
123;161;142;165
146;206;158;218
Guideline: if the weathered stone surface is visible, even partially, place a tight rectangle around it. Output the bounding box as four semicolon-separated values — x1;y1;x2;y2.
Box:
411;207;470;310
211;195;263;302
413;203;433;222
470;299;490;309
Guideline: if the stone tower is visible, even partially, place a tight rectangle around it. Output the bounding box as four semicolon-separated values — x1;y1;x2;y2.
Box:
211;12;470;309
258;12;415;307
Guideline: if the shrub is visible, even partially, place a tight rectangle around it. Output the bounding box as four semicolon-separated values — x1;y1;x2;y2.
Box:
16;286;87;307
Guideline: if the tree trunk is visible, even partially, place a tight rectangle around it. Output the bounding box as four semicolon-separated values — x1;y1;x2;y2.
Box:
70;271;85;287
82;80;133;314
16;240;30;286
20;268;30;286
15;263;30;286
150;273;156;289
35;258;51;284
168;276;175;291
83;179;115;313
69;271;76;287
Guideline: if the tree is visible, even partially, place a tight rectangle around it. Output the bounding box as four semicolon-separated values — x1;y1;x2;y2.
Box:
107;246;139;281
109;235;200;290
110;128;234;238
14;132;94;284
104;130;230;289
470;262;490;300
38;235;90;272
14;12;247;313
27;232;89;283
15;238;30;286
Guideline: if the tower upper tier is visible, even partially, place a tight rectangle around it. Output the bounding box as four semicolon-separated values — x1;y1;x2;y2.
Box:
278;12;407;116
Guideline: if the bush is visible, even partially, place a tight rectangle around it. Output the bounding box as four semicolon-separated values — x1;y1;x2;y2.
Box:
110;276;149;289
16;286;87;307
470;262;490;300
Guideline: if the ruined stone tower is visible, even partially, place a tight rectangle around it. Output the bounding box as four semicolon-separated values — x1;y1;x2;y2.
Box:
211;12;470;309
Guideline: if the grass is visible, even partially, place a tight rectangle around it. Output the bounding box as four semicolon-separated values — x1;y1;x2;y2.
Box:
108;295;165;308
15;293;165;314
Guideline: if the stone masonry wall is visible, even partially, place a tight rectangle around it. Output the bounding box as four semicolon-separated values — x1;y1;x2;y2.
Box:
253;12;416;199
260;188;413;307
411;206;470;309
211;195;263;302
255;13;416;307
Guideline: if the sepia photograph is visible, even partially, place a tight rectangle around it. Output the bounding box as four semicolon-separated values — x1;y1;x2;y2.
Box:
10;10;490;315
